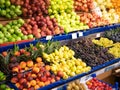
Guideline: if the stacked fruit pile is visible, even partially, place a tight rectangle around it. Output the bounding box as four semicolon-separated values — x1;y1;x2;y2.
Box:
92;37;120;58
48;0;89;33
104;28;120;42
74;0;110;28
43;46;91;79
11;59;63;90
66;38;114;67
20;15;64;38
0;0;22;19
95;0;119;23
10;0;50;18
111;0;120;22
67;80;86;90
86;78;113;90
0;19;33;44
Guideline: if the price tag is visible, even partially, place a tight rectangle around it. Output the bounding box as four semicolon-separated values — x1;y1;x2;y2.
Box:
80;75;92;83
78;32;83;37
96;33;101;38
46;36;52;40
72;33;77;39
104;66;114;72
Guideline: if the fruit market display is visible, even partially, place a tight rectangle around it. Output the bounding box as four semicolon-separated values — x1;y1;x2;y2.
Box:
10;0;50;18
66;38;115;67
0;84;14;90
0;19;34;44
111;0;120;22
10;59;63;90
104;28;120;42
108;43;120;58
0;0;22;19
48;0;89;33
67;80;86;90
20;15;64;38
78;12;109;28
95;0;119;23
92;37;120;58
43;46;91;79
92;37;113;47
86;78;113;90
74;0;95;12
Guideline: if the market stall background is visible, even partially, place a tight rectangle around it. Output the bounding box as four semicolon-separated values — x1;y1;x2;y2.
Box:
0;0;120;90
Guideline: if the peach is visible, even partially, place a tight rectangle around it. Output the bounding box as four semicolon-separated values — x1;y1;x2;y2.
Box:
19;85;23;90
51;78;56;83
2;51;7;57
25;52;31;56
15;83;20;88
33;67;40;73
14;51;20;56
11;77;18;83
36;57;42;63
38;82;45;87
45;71;51;77
41;76;47;82
19;78;27;84
20;61;26;69
23;88;27;90
45;65;51;71
56;76;60;81
27;60;34;67
31;74;37;79
17;73;23;79
25;67;29;71
34;85;39;89
45;80;50;85
30;80;36;86
12;67;19;73
57;70;64;77
20;49;26;54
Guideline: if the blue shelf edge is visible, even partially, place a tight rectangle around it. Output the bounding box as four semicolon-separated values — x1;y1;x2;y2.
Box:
1;23;120;52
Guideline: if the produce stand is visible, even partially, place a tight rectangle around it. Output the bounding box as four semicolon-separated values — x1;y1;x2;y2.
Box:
0;0;120;90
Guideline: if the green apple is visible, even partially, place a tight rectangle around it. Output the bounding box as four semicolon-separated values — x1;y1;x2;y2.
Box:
1;27;7;32
8;29;14;34
12;21;18;25
5;1;11;7
6;14;11;19
0;24;3;29
10;5;15;10
5;25;11;30
0;39;3;44
4;32;11;38
0;0;5;5
18;19;24;25
28;34;34;39
3;38;8;42
22;35;28;40
16;37;21;41
0;10;6;16
18;33;23;37
0;33;4;38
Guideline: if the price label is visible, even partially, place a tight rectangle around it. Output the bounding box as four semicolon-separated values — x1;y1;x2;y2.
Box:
104;66;114;72
72;33;77;39
80;75;92;83
46;36;52;40
78;32;83;37
96;33;101;38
